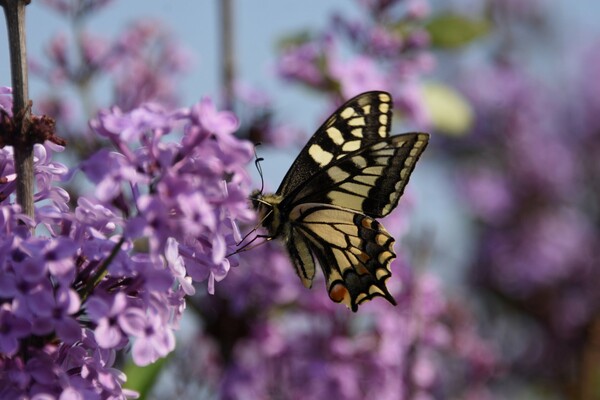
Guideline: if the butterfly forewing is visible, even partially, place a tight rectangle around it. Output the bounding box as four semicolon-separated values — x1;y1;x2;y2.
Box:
289;203;397;311
284;133;429;218
277;91;393;197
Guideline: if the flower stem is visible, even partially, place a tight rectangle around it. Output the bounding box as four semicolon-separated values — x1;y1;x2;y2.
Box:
82;237;126;301
1;0;34;220
219;0;235;112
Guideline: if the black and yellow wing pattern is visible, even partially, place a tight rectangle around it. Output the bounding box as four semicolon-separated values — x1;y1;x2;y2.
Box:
251;91;429;311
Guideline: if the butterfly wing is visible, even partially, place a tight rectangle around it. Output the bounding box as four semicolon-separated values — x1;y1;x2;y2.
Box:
286;203;397;312
251;91;428;311
277;91;394;197
282;133;429;218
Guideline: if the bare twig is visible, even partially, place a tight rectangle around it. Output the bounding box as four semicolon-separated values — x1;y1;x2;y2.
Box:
1;0;34;220
219;0;235;112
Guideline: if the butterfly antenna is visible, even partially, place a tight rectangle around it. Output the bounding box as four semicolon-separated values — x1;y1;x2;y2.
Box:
227;234;273;257
227;208;274;257
235;208;273;246
227;143;272;258
254;143;265;194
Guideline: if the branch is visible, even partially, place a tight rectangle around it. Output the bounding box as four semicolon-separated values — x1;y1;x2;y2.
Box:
81;237;126;301
1;0;34;220
219;0;235;112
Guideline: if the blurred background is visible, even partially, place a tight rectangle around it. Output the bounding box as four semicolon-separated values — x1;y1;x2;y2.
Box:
2;0;599;398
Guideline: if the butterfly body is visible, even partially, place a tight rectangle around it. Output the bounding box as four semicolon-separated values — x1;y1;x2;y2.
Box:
251;91;429;311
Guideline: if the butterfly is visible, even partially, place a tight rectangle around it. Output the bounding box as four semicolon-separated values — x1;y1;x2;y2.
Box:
251;91;429;311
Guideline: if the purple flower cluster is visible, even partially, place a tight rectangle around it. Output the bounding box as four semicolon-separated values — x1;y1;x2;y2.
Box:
276;0;433;129
30;3;190;144
456;65;600;335
182;243;497;399
452;58;600;385
0;87;254;398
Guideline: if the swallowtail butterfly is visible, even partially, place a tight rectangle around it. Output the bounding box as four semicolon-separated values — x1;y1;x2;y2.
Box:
251;91;429;311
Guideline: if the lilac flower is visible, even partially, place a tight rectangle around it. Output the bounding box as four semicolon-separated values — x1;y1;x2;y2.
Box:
0;90;70;210
120;308;175;366
45;32;69;85
73;196;122;236
390;77;430;128
367;25;404;54
328;55;388;99
165;237;195;296
0;305;31;357
33;143;70;208
0;242;54;317
461;167;514;223
406;0;431;19
192;97;239;136
485;208;594;296
278;42;327;87
79;31;112;69
332;15;404;56
80;148;146;202
89;103;172;144
108;20;192;111
0;86;13;113
85;292;129;349
30;286;82;345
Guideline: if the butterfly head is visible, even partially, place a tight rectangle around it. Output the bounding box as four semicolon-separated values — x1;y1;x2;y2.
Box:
250;190;283;236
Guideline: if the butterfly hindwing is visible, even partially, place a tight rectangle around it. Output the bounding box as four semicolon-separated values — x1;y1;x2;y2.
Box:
277;91;393;197
286;227;316;288
284;133;429;218
288;203;397;312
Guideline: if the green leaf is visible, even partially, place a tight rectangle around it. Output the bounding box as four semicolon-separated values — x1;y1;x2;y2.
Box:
276;30;314;51
421;82;473;136
122;356;168;399
425;13;490;48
